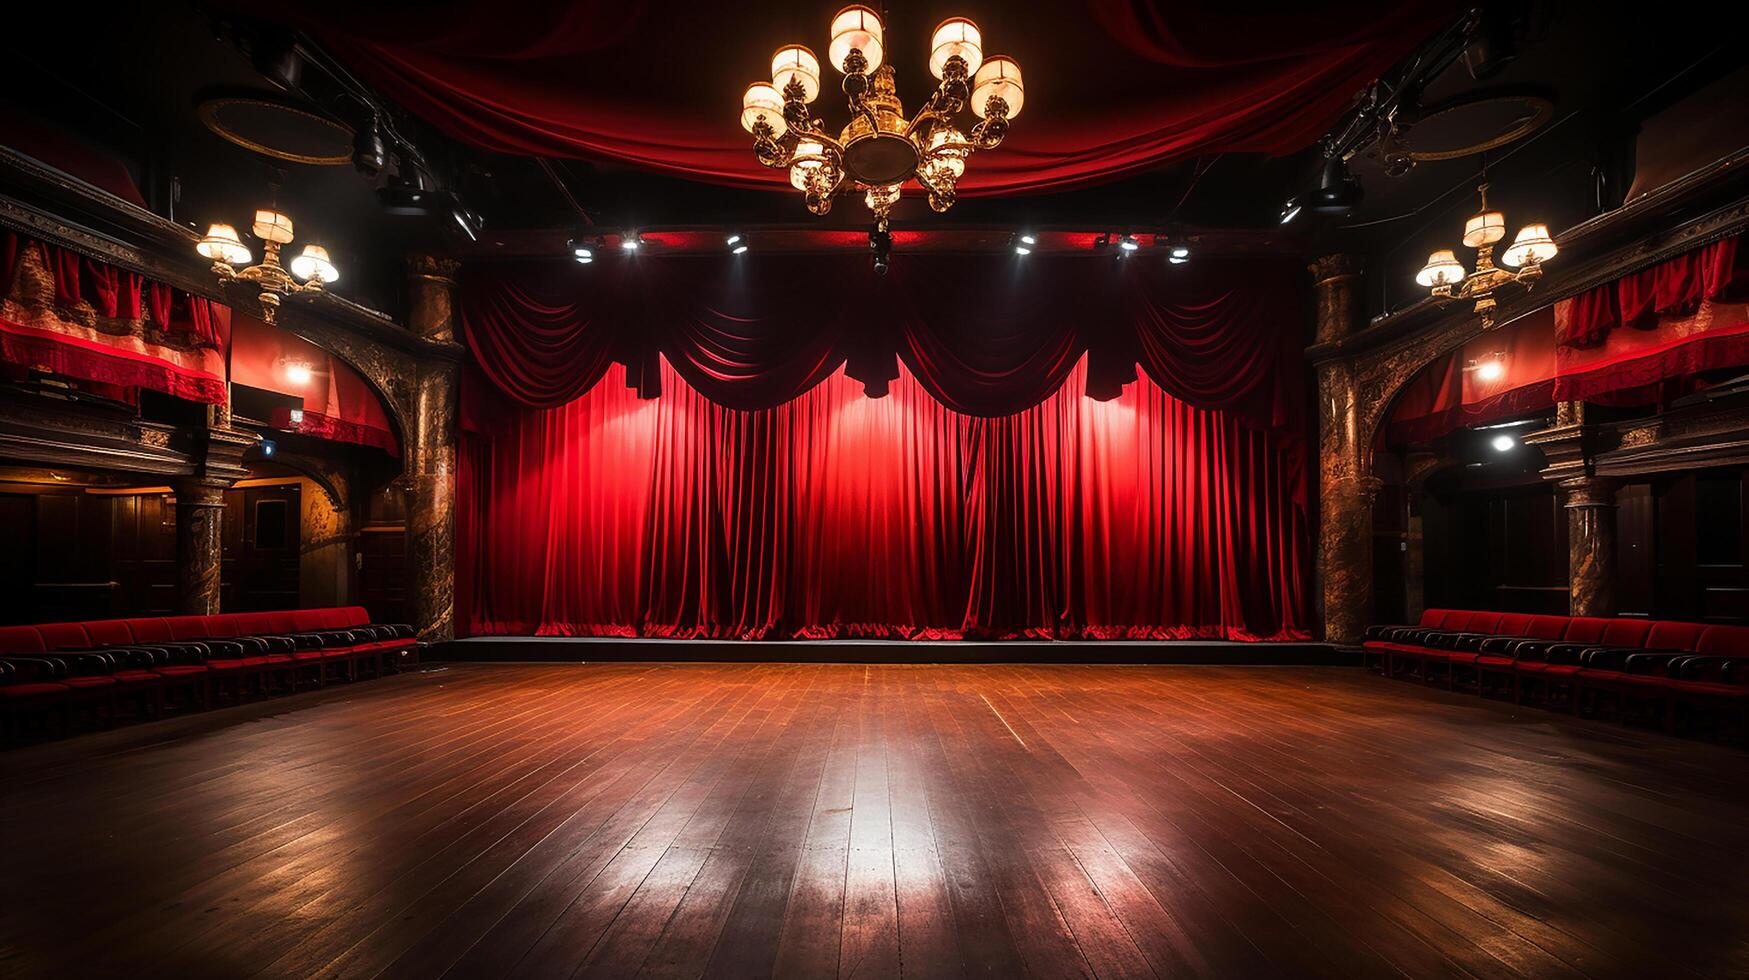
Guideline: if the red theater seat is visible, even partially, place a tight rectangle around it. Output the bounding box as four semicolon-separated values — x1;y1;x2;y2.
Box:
2;607;420;744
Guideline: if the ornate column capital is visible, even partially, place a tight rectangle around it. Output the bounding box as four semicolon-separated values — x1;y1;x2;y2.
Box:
1559;475;1620;510
1309;253;1364;347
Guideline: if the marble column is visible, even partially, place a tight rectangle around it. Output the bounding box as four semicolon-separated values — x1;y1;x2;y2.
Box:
173;479;227;615
1311;254;1376;644
407;255;461;345
404;254;462;641
1561;476;1619;617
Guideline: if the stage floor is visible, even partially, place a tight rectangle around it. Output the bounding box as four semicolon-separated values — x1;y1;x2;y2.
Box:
3;663;1746;978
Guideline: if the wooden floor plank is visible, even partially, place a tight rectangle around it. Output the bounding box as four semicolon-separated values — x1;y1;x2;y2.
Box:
2;663;1746;980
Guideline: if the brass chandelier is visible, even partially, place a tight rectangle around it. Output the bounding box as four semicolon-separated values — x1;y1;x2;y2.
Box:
197;209;338;323
739;6;1024;223
1415;182;1557;328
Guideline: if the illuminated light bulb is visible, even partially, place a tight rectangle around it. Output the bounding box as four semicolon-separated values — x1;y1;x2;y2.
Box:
1475;359;1505;383
1416;249;1466;288
1502;223;1558;267
740;82;788;138
829;5;884;73
1491;434;1516;452
771;45;821;103
929;18;983;78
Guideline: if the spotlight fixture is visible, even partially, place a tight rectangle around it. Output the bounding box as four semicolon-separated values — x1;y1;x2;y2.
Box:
197;209;338;323
261;439;277;457
726;233;743;246
1308;155;1362;215
1466;355;1506;383
450;202;482;242
1415;182;1557;328
351;116;386;176
1117;234;1140;254
732;240;750;255
1093;233;1111;250
570;242;594;264
1167;243;1190;264
1011;231;1035;255
620;232;643;251
1279;197;1302;225
378;169;436;216
869;225;892;274
1490;433;1517;453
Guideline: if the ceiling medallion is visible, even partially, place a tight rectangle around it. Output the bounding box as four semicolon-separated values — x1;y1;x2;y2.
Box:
739;6;1024;229
1415;181;1557;329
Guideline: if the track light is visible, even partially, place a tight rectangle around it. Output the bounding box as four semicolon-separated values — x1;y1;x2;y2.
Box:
1011;232;1034;255
451;202;481;242
726;233;742;246
379;169;436;216
732;242;749;255
1279;197;1302;224
869;227;892;274
1167;244;1190;264
620;232;642;251
351;116;386;176
1309;155;1362;216
1118;235;1140;253
569;241;594;264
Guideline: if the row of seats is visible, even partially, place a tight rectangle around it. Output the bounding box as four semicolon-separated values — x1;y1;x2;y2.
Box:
0;607;421;742
1364;609;1748;735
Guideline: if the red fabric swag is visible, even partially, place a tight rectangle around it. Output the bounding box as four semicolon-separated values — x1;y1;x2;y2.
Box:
457;357;1308;641
1557;235;1746;348
461;253;1304;430
286;1;1452;195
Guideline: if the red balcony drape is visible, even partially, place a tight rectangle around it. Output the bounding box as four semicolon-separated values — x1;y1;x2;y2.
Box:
457;357;1307;641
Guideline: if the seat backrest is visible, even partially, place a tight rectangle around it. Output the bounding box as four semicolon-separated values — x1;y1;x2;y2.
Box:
34;622;92;651
229;611;280;635
1645;621;1709;652
330;606;372;628
1421;608;1454;628
1464;611;1506;634
1598;619;1653;648
1695;625;1749;656
0;626;47;654
1525;615;1571;640
1562;618;1613;644
84;620;136;647
124;618;173;643
204;613;250;638
162;615;213;640
1495;613;1534;636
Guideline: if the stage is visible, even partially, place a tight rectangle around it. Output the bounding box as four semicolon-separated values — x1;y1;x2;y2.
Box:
436;636;1353;665
4;662;1745;978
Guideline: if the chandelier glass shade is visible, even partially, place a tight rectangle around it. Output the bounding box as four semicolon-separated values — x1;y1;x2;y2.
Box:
1414;182;1557;328
196;208;338;323
740;6;1023;220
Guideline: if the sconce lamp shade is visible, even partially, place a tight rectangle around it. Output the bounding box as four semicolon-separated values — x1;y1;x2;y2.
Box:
971;57;1023;119
771;45;821;103
741;82;788;137
1416;249;1466;287
251;209;296;245
789;139;828;190
289;244;338;284
1502;224;1558;267
829;6;884;73
196;223;252;265
1461;209;1506;248
929;18;983;79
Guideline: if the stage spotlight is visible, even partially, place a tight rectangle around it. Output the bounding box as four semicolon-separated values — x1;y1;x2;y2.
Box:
1279;197;1302;224
1011;232;1034;255
1490;434;1517;453
726;233;742;246
451;202;481;242
569;241;594;264
869;227;892;274
732;240;749;255
1308;155;1362;216
351;117;386;176
620;232;642;251
1118;235;1140;252
1463;7;1517;80
1020;233;1036;245
1167;244;1191;264
378;170;436;215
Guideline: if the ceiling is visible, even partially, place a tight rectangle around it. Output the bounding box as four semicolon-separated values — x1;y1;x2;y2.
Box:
0;2;1744;323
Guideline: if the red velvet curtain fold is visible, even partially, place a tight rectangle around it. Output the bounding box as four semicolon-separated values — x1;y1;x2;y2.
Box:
458;358;1307;641
1556;235;1746;348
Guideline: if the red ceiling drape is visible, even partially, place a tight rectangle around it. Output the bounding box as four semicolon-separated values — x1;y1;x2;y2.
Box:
460;253;1304;428
457;357;1308;641
289;1;1452;194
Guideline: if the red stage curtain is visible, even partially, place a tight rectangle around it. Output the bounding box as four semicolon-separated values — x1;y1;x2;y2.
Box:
284;2;1450;195
1557;235;1747;348
461;254;1301;428
458;357;1307;641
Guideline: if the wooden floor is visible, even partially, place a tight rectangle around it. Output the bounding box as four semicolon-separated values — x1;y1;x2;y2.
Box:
2;664;1746;979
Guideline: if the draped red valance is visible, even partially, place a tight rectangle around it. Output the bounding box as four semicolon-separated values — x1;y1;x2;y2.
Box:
1556;235;1749;348
0;233;227;403
460;253;1304;430
284;1;1451;195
